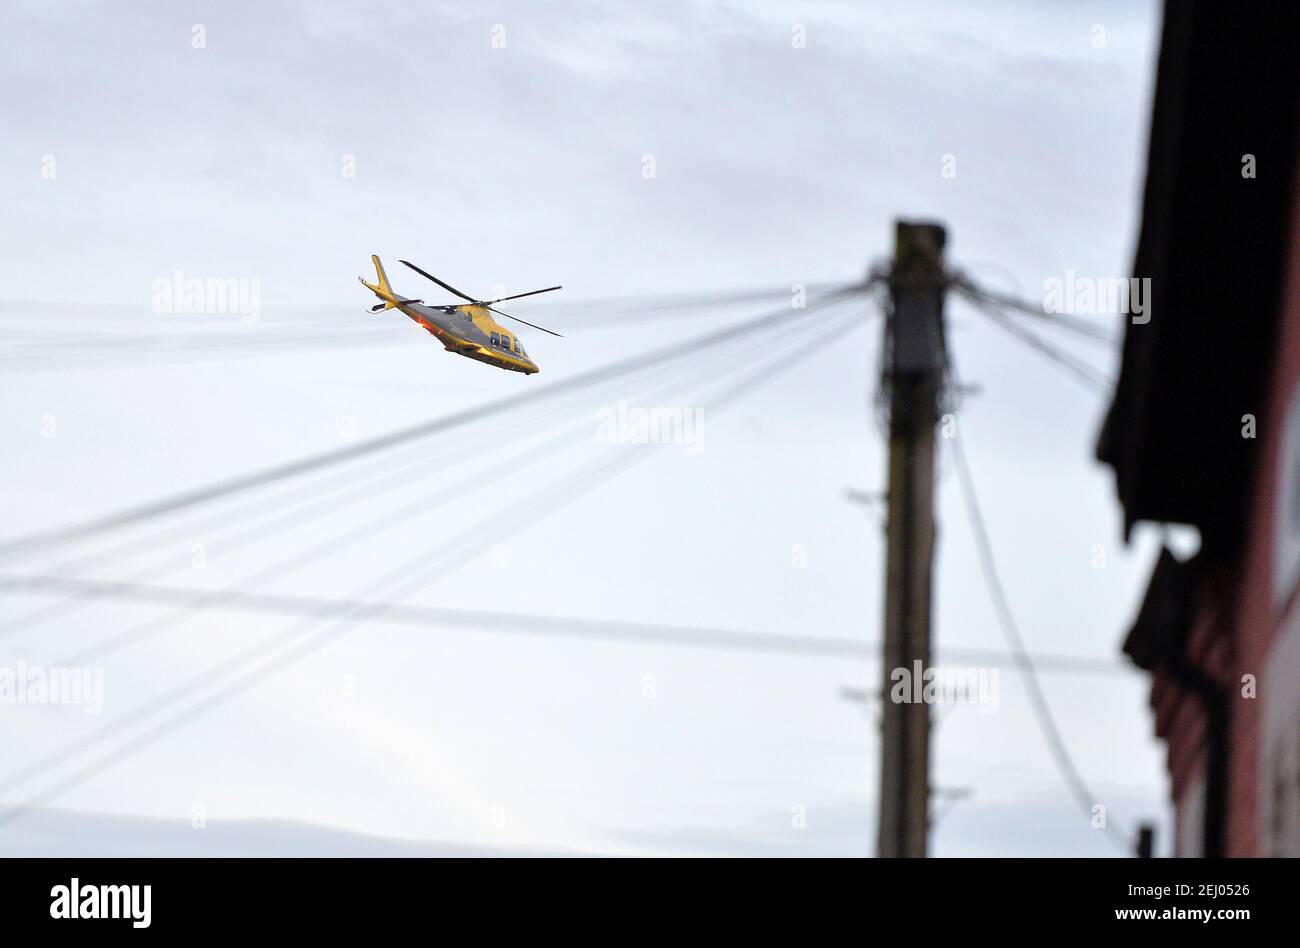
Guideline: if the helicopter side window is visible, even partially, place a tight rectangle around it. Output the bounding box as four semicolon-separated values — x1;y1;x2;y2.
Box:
490;332;500;348
513;338;521;355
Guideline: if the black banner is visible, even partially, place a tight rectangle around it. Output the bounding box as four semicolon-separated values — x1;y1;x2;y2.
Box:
0;856;1288;935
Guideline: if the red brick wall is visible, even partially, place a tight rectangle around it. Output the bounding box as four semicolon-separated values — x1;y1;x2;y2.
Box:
1219;142;1300;856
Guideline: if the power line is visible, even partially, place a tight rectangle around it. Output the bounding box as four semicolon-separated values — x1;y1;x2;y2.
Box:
23;307;824;667
0;285;867;564
0;326;402;370
13;308;765;576
950;276;1119;347
0;310;868;818
2;431;495;635
960;293;1113;393
2;304;803;639
948;428;1131;853
0;283;848;371
0;572;1133;676
550;283;846;325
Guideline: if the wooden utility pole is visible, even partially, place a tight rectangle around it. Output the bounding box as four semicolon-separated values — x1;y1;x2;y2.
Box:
876;221;948;858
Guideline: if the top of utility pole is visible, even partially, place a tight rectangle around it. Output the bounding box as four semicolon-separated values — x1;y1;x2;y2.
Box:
887;221;948;380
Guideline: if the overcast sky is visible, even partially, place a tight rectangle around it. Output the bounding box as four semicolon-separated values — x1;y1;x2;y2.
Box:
0;0;1166;856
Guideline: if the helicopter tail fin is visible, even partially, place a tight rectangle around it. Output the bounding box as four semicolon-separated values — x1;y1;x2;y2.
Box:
359;255;399;312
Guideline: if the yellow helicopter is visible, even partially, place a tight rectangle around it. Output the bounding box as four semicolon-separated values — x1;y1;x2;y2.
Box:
359;255;562;375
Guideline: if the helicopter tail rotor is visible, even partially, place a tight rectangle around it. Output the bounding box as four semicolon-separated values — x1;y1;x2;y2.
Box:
359;255;402;311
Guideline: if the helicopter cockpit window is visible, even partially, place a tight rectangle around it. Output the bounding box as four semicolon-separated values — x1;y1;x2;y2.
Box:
513;338;521;354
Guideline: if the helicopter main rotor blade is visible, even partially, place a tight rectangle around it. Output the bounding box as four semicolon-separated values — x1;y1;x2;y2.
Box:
488;306;564;338
483;285;563;305
398;260;477;304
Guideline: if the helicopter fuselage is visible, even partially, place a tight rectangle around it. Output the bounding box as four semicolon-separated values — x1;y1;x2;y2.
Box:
394;301;538;374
